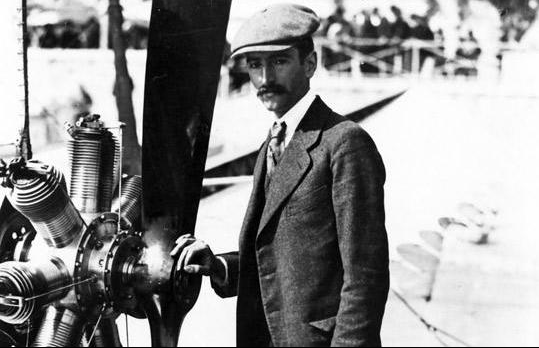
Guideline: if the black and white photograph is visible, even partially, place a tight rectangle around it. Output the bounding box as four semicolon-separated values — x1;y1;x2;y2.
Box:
0;0;538;346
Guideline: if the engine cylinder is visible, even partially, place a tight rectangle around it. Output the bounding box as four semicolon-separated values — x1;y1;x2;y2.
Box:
0;259;69;324
8;162;84;248
67;115;119;214
111;175;142;227
32;306;85;347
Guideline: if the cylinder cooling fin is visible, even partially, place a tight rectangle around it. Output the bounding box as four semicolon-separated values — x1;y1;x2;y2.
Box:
32;306;85;347
0;259;70;325
111;175;142;228
67;114;120;215
4;160;84;248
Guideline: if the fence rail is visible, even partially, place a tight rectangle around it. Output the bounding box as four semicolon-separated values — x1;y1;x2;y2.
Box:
314;37;496;78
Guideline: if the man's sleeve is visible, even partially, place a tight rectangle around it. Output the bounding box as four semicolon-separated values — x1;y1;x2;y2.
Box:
210;252;240;298
330;125;390;347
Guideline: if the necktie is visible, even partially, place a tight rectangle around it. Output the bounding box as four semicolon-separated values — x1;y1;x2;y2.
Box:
266;121;287;185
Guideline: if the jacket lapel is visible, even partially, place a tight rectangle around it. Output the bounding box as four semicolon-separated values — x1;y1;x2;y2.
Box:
239;135;270;244
257;97;327;237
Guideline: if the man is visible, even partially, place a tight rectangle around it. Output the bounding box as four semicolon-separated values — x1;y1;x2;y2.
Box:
171;4;389;347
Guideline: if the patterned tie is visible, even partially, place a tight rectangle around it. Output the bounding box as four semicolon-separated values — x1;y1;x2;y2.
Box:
266;121;287;185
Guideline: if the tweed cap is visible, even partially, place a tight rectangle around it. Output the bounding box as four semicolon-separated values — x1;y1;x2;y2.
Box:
231;3;321;57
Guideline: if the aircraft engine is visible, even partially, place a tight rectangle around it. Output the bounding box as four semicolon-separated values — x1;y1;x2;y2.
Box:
0;114;197;347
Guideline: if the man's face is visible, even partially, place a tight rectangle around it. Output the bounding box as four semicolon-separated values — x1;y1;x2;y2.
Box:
245;47;316;117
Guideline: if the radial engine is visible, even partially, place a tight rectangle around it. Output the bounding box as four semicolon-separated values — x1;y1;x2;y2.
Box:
0;114;199;347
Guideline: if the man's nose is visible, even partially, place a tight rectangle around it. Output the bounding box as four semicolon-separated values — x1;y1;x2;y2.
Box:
260;65;276;85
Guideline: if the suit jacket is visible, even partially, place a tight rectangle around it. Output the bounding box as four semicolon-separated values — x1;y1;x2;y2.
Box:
213;97;389;347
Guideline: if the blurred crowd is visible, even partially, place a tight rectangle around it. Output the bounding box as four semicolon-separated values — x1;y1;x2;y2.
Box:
313;2;535;76
500;7;537;43
316;5;451;75
28;18;149;50
491;0;538;43
321;5;436;42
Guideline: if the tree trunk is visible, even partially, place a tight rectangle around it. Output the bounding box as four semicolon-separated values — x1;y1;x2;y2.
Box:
109;0;141;175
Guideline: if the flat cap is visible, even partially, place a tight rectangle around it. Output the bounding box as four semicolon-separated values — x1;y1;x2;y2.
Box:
231;3;321;57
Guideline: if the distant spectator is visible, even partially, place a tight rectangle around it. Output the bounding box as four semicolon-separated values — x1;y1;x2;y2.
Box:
228;57;250;93
371;8;392;38
321;5;354;38
60;21;82;49
389;6;411;40
457;30;482;60
223;41;250;93
455;30;481;76
351;9;385;74
39;24;58;48
410;14;434;41
426;0;440;19
410;14;436;71
125;23;149;50
81;17;100;49
320;5;355;73
353;10;376;38
433;29;447;70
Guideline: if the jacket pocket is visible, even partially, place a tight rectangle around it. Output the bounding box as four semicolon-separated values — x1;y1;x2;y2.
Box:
308;316;337;333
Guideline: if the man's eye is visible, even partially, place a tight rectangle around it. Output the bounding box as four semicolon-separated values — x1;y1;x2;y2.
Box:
275;59;288;65
248;61;261;69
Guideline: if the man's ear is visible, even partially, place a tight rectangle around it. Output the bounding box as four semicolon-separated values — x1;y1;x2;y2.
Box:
304;51;317;78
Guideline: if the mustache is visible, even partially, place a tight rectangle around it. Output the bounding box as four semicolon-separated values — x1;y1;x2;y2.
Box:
257;84;287;97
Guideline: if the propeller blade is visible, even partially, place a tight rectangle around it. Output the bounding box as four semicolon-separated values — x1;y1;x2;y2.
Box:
140;1;231;346
87;317;122;347
142;0;231;237
141;293;186;347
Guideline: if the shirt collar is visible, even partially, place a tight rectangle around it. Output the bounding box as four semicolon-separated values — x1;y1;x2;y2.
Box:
276;89;317;147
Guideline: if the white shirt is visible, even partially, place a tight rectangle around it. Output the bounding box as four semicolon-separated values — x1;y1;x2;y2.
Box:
275;89;317;148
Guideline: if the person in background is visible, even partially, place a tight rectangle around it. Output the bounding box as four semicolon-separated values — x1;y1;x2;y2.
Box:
389;6;411;40
410;14;435;70
455;30;482;77
39;24;58;48
60;20;82;49
81;17;100;49
321;5;355;73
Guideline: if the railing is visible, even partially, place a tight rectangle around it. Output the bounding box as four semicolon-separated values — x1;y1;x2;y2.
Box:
314;37;497;78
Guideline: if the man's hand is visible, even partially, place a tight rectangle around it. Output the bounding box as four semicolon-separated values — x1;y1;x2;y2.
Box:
170;234;227;285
